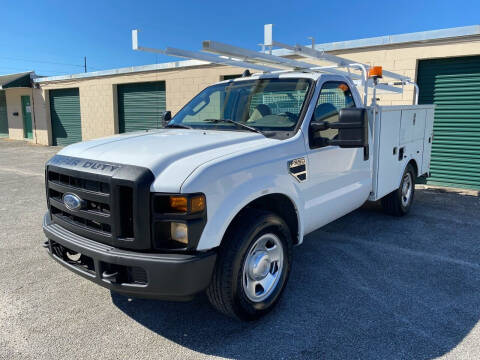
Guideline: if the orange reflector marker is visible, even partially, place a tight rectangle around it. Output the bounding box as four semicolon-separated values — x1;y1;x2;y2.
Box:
191;195;206;213
169;196;188;213
368;66;383;78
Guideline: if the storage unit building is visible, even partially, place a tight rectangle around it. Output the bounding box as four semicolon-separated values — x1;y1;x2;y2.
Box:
418;55;480;190
117;81;166;133
0;71;38;141
49;88;82;146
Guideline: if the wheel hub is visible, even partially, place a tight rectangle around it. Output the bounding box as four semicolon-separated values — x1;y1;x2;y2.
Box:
242;233;284;302
247;251;271;280
401;172;413;207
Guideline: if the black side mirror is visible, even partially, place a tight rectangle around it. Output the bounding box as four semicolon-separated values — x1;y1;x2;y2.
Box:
330;108;367;148
162;111;172;126
309;108;367;148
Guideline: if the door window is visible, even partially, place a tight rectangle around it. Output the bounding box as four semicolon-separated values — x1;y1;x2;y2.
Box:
311;81;356;145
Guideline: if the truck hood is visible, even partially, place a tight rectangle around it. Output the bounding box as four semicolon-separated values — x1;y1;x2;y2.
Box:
59;129;275;191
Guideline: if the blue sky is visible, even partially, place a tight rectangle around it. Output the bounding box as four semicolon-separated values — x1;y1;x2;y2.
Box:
1;0;478;76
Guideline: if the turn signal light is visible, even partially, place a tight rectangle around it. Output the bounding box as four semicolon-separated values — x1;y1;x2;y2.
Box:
368;66;383;78
191;195;206;213
169;196;188;212
167;194;206;213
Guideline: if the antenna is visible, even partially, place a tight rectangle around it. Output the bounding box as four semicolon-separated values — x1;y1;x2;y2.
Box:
132;29;139;50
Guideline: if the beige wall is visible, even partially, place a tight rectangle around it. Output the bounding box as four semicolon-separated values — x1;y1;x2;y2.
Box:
34;37;480;146
4;87;48;144
5;88;33;141
32;88;50;145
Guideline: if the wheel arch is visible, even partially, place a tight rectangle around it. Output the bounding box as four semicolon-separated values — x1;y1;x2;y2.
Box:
408;159;419;177
222;193;301;247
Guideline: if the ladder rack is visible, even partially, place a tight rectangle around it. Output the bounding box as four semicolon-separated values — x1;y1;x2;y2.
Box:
131;25;419;106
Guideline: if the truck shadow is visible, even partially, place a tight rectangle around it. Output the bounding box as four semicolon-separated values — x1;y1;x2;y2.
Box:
112;188;480;359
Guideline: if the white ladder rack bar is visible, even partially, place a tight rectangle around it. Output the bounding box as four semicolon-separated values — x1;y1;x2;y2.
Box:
264;24;410;82
164;47;281;72
264;24;416;104
202;40;369;81
202;40;327;71
203;39;404;97
292;42;410;82
132;28;416;105
132;30;281;73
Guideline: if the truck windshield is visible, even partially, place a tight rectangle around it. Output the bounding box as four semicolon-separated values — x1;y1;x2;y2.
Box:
169;78;312;133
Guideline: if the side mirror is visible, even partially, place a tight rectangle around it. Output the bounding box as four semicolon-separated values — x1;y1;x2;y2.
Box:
162;111;172;126
309;108;367;148
329;108;368;148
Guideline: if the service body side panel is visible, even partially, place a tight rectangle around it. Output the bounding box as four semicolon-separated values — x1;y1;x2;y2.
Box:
371;105;435;200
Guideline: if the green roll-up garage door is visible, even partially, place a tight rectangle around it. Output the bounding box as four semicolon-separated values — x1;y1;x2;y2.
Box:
117;81;166;133
50;88;82;146
0;90;8;137
418;56;480;190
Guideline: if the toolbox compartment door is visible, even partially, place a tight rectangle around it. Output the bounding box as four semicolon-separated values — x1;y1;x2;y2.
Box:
373;109;402;199
421;107;435;175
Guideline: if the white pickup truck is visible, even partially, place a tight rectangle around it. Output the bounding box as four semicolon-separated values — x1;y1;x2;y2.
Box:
43;68;434;320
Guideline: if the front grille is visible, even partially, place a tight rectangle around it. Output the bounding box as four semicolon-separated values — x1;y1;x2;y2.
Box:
48;169;114;238
45;155;154;251
48;171;110;193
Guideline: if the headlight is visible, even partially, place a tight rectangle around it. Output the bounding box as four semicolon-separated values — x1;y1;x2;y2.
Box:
171;222;188;244
151;193;207;250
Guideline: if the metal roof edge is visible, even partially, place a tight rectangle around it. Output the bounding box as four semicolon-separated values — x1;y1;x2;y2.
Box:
273;25;480;56
0;71;35;89
34;59;211;83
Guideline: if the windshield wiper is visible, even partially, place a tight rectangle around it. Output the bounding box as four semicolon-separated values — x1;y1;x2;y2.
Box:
203;119;264;136
165;123;192;129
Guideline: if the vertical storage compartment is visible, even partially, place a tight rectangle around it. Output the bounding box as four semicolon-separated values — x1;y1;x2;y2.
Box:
371;105;435;200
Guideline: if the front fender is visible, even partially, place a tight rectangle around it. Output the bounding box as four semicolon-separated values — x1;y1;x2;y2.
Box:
180;132;308;251
197;174;304;250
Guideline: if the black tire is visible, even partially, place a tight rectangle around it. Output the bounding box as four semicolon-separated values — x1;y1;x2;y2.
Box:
381;164;415;216
206;209;292;321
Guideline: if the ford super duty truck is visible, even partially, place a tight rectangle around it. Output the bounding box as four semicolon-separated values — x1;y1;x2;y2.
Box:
42;34;434;320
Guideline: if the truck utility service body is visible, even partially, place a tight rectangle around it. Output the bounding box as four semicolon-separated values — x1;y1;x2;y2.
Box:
43;28;434;320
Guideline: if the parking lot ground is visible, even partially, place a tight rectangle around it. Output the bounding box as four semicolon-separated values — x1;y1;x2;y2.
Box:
1;138;480;360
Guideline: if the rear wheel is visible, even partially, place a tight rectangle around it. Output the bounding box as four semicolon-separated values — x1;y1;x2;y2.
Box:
206;209;292;320
381;164;415;216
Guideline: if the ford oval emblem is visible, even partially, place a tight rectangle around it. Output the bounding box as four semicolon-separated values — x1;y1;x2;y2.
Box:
63;193;83;211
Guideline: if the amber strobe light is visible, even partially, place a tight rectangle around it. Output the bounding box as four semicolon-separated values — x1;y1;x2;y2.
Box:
368;66;383;78
168;194;206;213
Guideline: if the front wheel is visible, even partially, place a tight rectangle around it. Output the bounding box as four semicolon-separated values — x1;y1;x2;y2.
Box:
381;164;415;216
206;209;292;320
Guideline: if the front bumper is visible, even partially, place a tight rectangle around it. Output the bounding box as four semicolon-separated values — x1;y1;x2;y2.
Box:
43;214;217;300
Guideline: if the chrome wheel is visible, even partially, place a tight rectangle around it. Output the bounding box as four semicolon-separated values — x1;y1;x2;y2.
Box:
401;172;413;207
242;233;284;303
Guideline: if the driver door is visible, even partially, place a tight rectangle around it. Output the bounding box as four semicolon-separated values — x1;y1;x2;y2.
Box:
302;80;371;234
